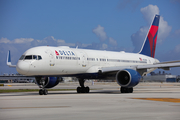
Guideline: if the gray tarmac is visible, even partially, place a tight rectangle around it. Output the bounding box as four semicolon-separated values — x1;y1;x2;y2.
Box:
0;82;180;120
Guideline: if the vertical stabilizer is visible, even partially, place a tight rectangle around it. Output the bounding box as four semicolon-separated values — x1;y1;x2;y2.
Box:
139;15;160;58
7;50;16;67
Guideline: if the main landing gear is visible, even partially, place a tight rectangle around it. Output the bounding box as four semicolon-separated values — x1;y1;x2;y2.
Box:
77;78;90;93
120;87;133;93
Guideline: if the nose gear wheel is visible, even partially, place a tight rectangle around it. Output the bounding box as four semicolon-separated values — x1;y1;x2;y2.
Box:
39;89;48;95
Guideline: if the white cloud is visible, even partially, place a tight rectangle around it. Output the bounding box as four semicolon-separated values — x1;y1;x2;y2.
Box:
102;43;108;49
0;37;11;43
131;4;172;52
0;37;34;44
158;17;172;43
172;29;180;38
140;4;172;43
175;44;180;53
57;39;65;43
13;38;34;44
131;26;149;52
93;25;107;41
56;39;76;46
109;37;117;46
140;4;159;24
81;43;91;48
32;36;76;47
158;43;180;63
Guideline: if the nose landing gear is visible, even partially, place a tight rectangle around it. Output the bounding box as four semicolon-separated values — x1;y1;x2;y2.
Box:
36;77;48;95
39;89;48;95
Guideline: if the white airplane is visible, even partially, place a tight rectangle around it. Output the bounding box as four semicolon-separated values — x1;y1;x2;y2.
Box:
7;15;180;95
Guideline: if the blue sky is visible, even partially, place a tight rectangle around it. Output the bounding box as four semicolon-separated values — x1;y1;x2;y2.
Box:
0;0;180;75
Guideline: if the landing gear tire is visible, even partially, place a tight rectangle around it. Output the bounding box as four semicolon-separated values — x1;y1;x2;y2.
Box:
77;78;90;93
121;87;133;93
39;89;44;95
76;86;90;93
43;89;48;95
77;87;81;93
85;86;90;93
39;89;48;95
128;88;133;93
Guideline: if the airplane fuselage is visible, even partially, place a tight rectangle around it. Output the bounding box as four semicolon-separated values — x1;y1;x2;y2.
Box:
16;46;159;77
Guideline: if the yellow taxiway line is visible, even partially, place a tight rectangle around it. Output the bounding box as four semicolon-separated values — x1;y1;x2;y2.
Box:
133;98;180;103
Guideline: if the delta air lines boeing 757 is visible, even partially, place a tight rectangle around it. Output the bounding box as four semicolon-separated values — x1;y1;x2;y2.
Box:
7;15;180;95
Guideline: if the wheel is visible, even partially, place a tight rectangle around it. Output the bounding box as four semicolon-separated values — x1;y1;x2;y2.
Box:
39;89;44;95
43;89;48;95
128;88;133;93
120;87;125;93
81;87;86;93
85;86;90;93
77;87;82;93
120;87;133;93
77;86;90;93
125;88;130;93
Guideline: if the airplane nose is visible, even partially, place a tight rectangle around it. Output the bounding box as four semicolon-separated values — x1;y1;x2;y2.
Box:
16;61;30;75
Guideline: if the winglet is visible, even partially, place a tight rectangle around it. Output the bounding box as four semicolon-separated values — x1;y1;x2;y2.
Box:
7;50;16;67
139;15;160;58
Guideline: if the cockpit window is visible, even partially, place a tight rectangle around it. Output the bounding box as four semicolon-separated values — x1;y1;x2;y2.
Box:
38;56;42;60
33;55;38;60
25;55;32;60
19;55;25;60
20;55;42;60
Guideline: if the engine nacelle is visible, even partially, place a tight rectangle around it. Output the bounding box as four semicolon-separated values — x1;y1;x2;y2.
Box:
36;77;60;88
116;69;141;88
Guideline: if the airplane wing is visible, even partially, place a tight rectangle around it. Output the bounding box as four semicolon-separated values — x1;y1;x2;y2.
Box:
100;60;180;73
137;61;180;70
7;50;16;68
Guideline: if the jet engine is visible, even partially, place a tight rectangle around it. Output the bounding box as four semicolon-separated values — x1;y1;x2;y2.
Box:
116;69;141;88
35;77;60;88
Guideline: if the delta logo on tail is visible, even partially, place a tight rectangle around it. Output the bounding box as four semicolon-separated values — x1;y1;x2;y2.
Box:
139;15;160;58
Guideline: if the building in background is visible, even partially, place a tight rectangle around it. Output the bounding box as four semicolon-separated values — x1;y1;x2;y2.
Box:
143;71;178;82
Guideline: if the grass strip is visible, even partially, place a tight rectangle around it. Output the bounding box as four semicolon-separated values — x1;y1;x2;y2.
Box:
0;89;76;93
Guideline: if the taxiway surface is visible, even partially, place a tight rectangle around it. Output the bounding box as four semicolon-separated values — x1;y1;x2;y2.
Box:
0;82;180;120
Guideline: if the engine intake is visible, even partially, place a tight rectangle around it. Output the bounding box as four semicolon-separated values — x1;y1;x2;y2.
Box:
36;77;60;88
116;69;141;88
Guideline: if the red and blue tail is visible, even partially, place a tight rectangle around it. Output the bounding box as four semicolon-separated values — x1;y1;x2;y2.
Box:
139;15;160;58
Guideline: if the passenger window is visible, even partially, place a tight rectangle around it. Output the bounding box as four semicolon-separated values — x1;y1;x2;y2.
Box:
38;56;42;60
24;55;32;60
33;55;38;60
